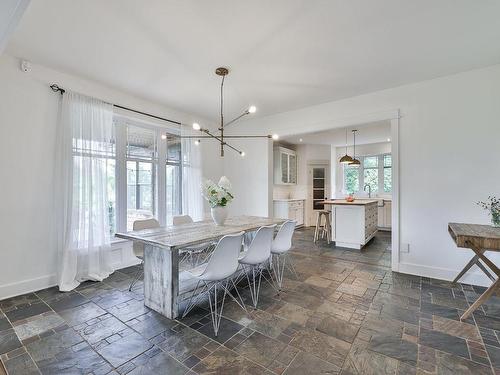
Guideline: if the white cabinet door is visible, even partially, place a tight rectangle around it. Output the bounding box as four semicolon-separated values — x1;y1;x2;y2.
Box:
384;202;392;228
378;206;385;227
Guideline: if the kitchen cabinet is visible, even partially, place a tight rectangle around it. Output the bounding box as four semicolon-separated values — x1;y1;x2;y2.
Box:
325;200;378;249
377;200;392;230
274;147;297;185
273;199;304;227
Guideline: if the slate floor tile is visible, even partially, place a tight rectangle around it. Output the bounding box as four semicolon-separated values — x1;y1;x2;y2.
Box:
4;302;50;323
289;328;350;367
192;346;272;375
58;302;106;327
316;315;360;343
76;314;128;344
419;328;469;359
0;329;22;355
0;318;11;332
2;352;39;375
283;351;340;374
46;292;88;312
156;325;211;362
127;311;176;339
96;331;152;367
37;342;112;375
0;294;40;311
25;328;84;363
13;312;65;341
128;351;189;375
108;299;150;323
435;350;491;374
197;317;243;344
368;333;418;366
233;331;288;367
92;290;133;310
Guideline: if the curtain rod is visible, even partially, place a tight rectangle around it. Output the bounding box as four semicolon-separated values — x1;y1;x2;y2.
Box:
49;84;182;126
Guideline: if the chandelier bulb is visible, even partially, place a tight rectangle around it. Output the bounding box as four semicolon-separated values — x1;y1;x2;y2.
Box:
194;139;200;146
161;134;167;140
248;105;257;114
192;122;201;131
240;151;245;157
272;134;279;140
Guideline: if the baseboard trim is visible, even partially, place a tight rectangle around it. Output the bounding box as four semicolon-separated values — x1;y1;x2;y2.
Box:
0;274;57;301
0;258;141;301
398;262;493;287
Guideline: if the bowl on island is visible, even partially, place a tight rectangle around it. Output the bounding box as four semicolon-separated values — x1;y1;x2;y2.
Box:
346;195;355;202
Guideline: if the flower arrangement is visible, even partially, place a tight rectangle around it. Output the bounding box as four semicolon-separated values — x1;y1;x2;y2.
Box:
477;195;500;227
202;176;234;208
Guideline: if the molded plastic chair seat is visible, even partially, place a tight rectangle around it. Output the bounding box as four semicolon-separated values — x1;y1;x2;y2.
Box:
181;232;247;336
271;220;298;291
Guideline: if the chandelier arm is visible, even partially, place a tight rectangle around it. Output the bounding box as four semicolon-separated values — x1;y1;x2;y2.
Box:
223;111;250;128
179;135;271;139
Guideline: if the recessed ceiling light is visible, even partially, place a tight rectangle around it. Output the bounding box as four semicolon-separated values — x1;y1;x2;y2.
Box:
299;138;303;142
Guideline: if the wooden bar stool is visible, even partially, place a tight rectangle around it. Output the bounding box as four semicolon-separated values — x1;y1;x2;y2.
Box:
314;210;331;244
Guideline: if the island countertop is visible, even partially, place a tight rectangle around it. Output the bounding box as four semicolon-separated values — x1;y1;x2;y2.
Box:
323;199;379;206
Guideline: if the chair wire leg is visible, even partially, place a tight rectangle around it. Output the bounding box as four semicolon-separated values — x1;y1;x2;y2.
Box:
228;278;248;313
129;260;144;292
285;254;299;280
182;280;205;318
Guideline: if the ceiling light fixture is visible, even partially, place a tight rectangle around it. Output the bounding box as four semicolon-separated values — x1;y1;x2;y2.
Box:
179;67;273;157
299;138;303;142
339;128;354;164
349;130;361;167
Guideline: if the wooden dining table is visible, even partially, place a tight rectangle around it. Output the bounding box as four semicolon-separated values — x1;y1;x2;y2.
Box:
448;222;500;320
116;215;283;319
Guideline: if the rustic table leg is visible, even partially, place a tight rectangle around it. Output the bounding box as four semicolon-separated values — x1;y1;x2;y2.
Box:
143;244;179;319
453;255;480;284
461;278;500;320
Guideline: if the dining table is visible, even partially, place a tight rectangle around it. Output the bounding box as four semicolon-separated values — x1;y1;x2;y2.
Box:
116;215;284;319
448;222;500;320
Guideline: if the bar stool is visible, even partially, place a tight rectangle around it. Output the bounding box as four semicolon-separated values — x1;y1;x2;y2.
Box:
314;210;331;244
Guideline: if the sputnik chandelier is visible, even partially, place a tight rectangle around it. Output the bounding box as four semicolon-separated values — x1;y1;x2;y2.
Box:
180;67;278;157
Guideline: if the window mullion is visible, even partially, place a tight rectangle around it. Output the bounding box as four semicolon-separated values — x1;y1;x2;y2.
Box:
115;124;127;233
157;129;167;226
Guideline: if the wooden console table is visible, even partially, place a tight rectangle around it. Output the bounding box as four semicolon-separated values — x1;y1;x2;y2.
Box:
448;222;500;320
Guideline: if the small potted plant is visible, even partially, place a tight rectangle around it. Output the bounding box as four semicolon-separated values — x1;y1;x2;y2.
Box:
202;176;234;225
477;196;500;227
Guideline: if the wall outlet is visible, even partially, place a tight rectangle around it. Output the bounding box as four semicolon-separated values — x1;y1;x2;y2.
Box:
400;243;410;253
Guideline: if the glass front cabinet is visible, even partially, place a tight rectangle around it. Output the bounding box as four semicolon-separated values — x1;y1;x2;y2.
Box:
274;146;297;185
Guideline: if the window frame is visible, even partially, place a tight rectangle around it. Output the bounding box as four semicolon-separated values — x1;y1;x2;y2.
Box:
343;153;392;195
111;116;182;237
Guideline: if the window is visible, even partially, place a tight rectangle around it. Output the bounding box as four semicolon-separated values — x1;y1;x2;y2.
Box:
363;156;378;194
383;154;392;193
72;137;116;235
344;164;359;194
343;153;392;195
126;125;157;231
165;136;182;225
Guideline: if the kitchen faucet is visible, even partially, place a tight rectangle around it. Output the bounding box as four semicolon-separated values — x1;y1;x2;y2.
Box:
364;184;372;198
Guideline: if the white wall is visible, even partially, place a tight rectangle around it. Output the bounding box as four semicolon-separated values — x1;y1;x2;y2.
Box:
334;142;392;198
0;0;30;55
0;54;219;299
230;64;500;286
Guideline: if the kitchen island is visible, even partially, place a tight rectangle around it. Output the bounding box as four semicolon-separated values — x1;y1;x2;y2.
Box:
324;199;378;249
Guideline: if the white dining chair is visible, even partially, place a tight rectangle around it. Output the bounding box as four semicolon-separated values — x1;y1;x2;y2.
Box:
129;218;160;291
173;215;215;268
238;224;276;308
271;220;298;291
182;232;247;336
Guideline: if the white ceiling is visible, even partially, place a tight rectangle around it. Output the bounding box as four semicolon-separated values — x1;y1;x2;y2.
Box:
7;0;500;121
281;120;391;146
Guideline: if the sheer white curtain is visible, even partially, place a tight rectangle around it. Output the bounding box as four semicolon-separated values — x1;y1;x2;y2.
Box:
181;127;204;221
54;91;115;291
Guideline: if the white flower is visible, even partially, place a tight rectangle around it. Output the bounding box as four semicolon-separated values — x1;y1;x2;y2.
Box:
218;176;232;191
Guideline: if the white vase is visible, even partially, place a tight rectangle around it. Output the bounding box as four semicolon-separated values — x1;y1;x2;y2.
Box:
211;205;228;226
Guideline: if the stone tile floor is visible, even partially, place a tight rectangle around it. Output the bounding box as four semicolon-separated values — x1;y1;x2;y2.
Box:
1;228;500;374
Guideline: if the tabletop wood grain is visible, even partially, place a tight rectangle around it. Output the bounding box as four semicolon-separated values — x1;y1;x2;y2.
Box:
115;215;285;250
448;222;500;250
